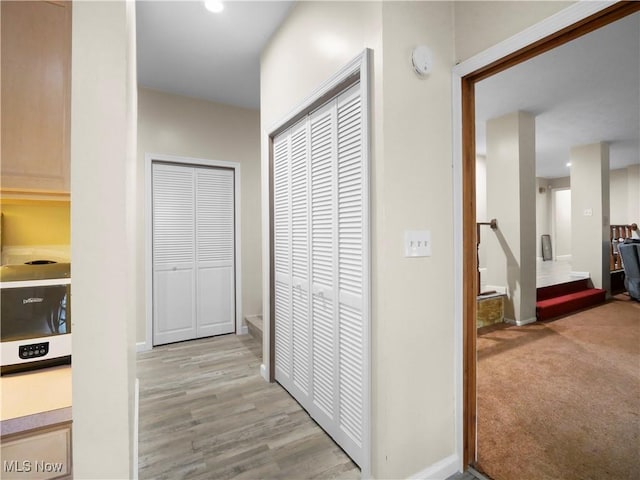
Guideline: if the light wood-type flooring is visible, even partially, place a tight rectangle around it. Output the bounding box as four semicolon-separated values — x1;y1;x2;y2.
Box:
137;333;360;480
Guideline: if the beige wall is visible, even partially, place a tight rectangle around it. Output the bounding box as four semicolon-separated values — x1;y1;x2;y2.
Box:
610;167;629;225
570;143;610;290
628;165;640;224
71;1;135;477
610;165;640;225
136;88;262;343
484;112;536;323
454;0;575;61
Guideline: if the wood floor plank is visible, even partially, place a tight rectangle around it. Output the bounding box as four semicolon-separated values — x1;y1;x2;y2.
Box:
137;334;360;479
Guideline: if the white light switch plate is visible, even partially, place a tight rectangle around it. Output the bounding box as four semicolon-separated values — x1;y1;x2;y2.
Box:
404;230;431;257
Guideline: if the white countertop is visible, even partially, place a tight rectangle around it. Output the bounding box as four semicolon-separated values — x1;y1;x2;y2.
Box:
0;365;72;435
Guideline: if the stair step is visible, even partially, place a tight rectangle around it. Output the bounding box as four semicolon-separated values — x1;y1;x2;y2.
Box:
245;315;263;344
536;288;606;321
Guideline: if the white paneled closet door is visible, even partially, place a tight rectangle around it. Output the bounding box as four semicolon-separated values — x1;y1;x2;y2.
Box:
273;82;367;468
153;163;236;346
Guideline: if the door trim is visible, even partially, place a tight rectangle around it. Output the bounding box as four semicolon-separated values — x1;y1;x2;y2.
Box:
263;49;372;478
143;153;242;351
453;0;640;468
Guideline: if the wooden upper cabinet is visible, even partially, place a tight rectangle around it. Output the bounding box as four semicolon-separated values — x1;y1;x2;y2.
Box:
1;1;72;194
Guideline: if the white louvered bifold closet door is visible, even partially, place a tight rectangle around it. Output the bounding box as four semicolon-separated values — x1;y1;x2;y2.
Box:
153;163;235;346
273;82;367;467
195;168;235;337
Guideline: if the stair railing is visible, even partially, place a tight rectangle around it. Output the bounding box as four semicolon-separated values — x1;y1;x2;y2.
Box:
476;219;498;296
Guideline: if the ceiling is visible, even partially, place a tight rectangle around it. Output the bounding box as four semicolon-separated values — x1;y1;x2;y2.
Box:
136;3;639;179
136;0;293;109
476;12;640;179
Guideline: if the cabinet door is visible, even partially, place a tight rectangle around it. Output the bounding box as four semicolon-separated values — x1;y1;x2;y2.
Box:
152;164;197;346
1;423;72;480
1;1;71;192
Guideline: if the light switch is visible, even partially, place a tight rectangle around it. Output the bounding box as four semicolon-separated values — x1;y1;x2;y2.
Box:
404;230;431;257
583;208;593;217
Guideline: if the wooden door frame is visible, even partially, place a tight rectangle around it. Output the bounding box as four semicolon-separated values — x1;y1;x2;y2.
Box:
455;1;640;468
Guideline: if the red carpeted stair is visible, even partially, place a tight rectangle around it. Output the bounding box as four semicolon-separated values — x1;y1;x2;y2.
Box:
536;278;606;321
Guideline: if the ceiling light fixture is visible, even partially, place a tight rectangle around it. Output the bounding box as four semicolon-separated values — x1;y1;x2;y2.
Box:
204;0;224;13
566;162;572;167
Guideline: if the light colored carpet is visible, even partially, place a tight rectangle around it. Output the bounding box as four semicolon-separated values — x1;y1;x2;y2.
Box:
476;295;640;480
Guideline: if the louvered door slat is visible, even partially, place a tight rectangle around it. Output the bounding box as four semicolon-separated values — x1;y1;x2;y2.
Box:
273;132;292;380
195;167;235;337
152;163;197;345
337;84;365;452
310;101;337;419
152;165;195;266
290;120;311;396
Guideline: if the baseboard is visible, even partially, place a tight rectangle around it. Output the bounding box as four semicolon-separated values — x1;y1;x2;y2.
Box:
237;326;249;335
570;271;590;279
408;453;460;480
136;341;150;352
485;285;507;295
505;316;537;326
260;363;269;382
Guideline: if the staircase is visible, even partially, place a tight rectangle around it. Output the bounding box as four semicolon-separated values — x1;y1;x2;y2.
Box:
536;278;606;321
245;314;263;344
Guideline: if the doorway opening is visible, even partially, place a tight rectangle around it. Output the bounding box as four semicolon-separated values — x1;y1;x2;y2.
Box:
459;1;640;472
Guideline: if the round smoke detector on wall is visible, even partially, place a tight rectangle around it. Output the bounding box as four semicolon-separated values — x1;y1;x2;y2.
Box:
412;45;433;76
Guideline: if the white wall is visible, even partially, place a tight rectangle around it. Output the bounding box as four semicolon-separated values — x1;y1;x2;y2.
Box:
484;111;536;324
136;88;262;344
71;1;135;477
570;143;610;291
377;3;456;476
536;178;551;258
477;156;488;268
610;167;628;225
610;165;640;225
553;188;572;257
454;0;575;62
628;165;640;223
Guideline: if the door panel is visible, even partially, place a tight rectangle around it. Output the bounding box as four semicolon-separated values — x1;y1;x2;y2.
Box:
152;164;196;345
153;267;196;345
197;264;234;337
196;167;235;336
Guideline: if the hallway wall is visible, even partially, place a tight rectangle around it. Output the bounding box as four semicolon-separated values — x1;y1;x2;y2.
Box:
136;88;262;344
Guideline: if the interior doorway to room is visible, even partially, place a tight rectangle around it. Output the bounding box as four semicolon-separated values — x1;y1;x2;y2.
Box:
461;2;640;476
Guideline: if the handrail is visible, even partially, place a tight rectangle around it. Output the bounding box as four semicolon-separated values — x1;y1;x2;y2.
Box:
476;219;498;296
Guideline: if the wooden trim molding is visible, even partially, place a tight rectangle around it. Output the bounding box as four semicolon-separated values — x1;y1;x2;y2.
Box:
1;188;71;204
460;1;640;469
